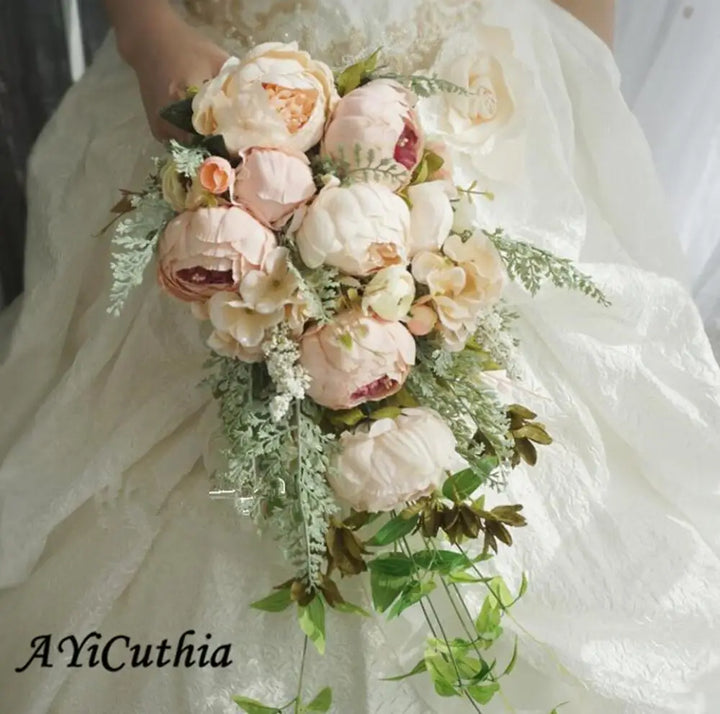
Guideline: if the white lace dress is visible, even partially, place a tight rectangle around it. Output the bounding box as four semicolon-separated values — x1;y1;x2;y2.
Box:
1;1;719;713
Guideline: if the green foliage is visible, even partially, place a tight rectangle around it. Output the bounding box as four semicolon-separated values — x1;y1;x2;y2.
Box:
335;48;382;96
168;139;208;178
374;72;474;98
311;145;409;186
486;228;611;306
160;98;196;134
298;596;326;655
442;463;495;502
304;687;332;712
251;587;293;613
107;181;175;316
232;697;280;714
366;513;419;547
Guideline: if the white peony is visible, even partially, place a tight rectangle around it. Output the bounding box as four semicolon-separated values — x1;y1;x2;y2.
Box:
239;247;299;314
361;265;416;321
330;407;459;512
295;181;411;276
407;180;455;257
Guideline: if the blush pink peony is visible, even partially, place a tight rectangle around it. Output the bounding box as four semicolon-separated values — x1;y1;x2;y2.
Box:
322;79;424;190
157;207;276;302
299;310;416;410
198;157;235;195
233;148;316;228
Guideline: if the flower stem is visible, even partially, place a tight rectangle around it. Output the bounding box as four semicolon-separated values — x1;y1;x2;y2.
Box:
293;635;310;714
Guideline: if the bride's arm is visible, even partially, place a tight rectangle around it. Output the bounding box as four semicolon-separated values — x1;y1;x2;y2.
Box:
103;0;228;140
552;0;615;46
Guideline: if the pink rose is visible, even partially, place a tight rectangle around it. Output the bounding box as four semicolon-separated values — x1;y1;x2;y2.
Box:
157;207;276;303
233;148;316;228
299;310;416;410
199;157;235;195
322;79;424;190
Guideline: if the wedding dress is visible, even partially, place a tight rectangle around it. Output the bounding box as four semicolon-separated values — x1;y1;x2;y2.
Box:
1;1;720;713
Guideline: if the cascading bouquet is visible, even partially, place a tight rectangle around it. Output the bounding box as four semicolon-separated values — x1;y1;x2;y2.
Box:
107;42;609;714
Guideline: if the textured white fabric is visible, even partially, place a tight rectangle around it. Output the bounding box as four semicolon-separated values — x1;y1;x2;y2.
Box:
1;1;720;713
614;0;720;354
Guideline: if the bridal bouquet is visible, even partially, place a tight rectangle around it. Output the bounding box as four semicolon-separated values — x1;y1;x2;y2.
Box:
107;42;608;713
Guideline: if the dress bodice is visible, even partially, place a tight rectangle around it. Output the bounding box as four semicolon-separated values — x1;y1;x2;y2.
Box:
182;0;487;71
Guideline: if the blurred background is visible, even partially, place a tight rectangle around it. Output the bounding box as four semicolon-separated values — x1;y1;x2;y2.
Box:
0;0;718;351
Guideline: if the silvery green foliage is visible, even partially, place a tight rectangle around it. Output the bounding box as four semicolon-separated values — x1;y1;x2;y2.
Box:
169;140;209;178
374;71;473;98
473;302;521;379
486;229;611;306
407;341;513;488
107;182;174;316
206;356;337;588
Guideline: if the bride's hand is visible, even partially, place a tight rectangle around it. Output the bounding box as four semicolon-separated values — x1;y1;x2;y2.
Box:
109;1;229;141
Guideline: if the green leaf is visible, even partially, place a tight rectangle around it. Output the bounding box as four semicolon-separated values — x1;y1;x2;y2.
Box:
447;571;488;585
367;552;415;577
368;406;403;421
475;596;503;644
517;572;529;600
159;97;195;133
383;659;427;682
502;637;519;677
412;549;472;575
335;48;382;96
232;696;281;714
298;598;326;655
250;588;292;613
305;687;332;712
467;682;500;705
370;571;411;613
201;134;230;159
442;469;483;502
388;580;436;619
332;600;371;617
425;654;460;697
328;407;365;428
366;514;419;547
487;576;514;609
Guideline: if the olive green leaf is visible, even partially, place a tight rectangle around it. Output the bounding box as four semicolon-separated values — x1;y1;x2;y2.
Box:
370;571;412;613
367;553;415;577
332;601;371;617
501;637;519;677
298;597;326;655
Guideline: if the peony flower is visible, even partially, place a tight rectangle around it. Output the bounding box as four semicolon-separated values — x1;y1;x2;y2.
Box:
157;207;276;303
191;46;338;155
361;265;415;321
208;291;284;351
160;160;188;212
405;302;438;336
239;247;299;314
295;181;411;276
420;27;527;182
299;309;416;410
330;407;459;512
407;180;455;257
198;157;235;195
233;148;316;228
322;79;423;190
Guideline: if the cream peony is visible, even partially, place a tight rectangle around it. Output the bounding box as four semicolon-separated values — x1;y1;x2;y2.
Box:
295;181;411;276
239;247;299;314
330;407;459;512
407;180;455;257
361;265;415;321
442;231;506;302
157;207;276;303
323;79;423;190
207;328;265;363
299;310;416;410
192;46;338;155
233;148;316;228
